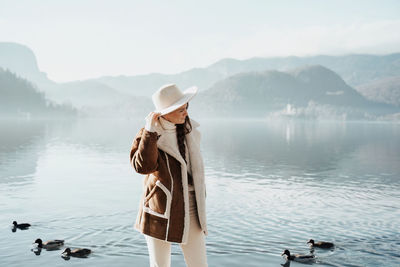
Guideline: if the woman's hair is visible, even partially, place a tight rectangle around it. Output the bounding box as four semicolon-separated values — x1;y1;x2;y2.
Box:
176;104;192;163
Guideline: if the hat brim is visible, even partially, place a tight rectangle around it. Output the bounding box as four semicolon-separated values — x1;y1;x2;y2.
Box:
155;86;198;115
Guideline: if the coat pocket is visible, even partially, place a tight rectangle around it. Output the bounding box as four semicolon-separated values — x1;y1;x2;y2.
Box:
143;180;171;219
142;212;168;239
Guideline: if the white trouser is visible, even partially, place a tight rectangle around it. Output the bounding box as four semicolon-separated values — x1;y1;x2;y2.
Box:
145;191;208;267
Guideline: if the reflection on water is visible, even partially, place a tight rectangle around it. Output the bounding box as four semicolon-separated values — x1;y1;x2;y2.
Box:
0;120;46;186
0;119;399;267
203;120;400;180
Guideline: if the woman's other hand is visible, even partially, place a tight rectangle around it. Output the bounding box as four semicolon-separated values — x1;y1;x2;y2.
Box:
145;112;161;133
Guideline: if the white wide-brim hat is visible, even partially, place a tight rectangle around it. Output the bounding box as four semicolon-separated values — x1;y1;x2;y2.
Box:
152;84;198;115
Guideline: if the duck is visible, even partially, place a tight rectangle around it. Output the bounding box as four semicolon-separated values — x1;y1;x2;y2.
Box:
307;239;334;249
281;249;315;263
12;221;31;229
34;238;64;250
62;247;92;258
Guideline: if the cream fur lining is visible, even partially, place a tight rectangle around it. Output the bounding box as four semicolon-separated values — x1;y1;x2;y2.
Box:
163;151;173;240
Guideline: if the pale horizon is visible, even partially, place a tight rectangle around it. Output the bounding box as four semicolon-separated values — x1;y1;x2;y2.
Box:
1;0;399;82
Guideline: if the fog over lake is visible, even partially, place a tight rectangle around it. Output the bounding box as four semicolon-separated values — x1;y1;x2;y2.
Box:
1;118;399;266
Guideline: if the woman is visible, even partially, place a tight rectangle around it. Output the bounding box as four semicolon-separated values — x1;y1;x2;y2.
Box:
130;84;208;267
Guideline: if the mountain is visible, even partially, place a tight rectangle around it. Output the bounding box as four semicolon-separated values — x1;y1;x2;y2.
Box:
94;68;222;97
289;65;369;107
1;42;399;120
43;80;152;118
0;42;54;88
207;54;400;88
2;42;400;97
0;42;150;116
0;68;76;118
190;65;398;119
90;53;400;97
47;80;135;108
356;76;400;107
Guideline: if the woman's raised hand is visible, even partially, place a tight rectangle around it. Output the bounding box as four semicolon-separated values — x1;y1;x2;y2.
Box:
145;112;161;132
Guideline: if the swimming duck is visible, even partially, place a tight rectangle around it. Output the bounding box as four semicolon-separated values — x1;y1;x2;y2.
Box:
62;247;91;258
12;221;31;229
34;238;64;249
307;239;334;249
281;249;315;263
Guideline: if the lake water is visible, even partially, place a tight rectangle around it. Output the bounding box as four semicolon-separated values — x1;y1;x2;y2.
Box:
0;118;399;267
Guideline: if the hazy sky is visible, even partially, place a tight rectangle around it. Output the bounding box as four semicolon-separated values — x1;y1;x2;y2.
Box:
1;0;400;82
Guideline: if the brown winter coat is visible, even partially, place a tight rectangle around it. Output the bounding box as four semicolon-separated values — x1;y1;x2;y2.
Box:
130;119;207;244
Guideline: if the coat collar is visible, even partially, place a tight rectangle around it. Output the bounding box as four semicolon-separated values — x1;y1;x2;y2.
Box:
159;117;176;132
153;117;201;173
155;117;200;135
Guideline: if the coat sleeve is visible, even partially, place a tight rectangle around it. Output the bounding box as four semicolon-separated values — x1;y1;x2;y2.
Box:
130;128;159;174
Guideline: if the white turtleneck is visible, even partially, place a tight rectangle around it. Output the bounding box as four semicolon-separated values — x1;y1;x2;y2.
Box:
145;117;194;191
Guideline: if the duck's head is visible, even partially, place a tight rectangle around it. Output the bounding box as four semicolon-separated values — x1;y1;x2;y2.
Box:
62;248;71;255
12;221;17;226
34;239;43;247
281;249;291;257
307;239;315;245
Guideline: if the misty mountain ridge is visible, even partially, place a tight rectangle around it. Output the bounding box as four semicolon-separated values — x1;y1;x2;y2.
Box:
2;41;399;97
356;76;400;107
50;80;153;118
0;68;76;118
1;42;400;120
88;53;400;99
48;80;134;108
191;65;398;119
0;42;53;88
94;68;222;97
207;54;400;87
